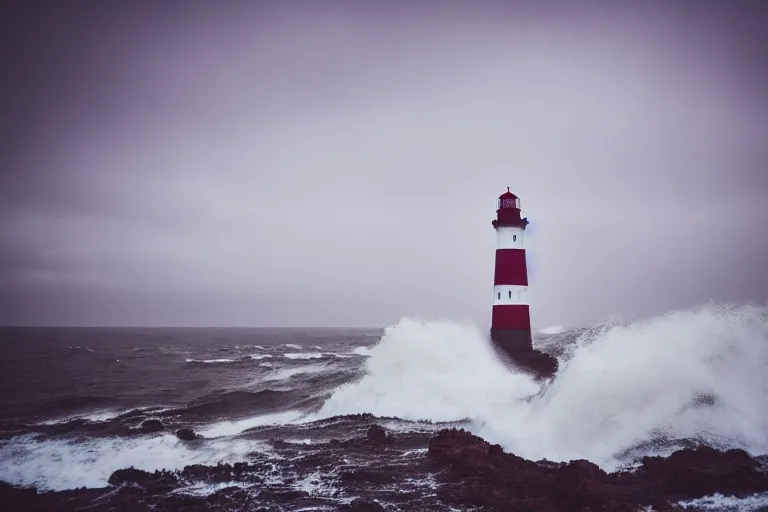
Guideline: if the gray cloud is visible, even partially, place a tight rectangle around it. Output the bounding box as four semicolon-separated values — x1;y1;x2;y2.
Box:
2;0;767;327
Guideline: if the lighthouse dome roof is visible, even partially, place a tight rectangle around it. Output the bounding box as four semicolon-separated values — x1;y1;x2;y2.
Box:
499;187;518;200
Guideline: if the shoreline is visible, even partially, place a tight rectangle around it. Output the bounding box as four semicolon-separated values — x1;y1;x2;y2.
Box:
2;423;767;511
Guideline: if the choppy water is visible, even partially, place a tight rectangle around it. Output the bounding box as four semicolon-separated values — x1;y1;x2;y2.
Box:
2;302;768;510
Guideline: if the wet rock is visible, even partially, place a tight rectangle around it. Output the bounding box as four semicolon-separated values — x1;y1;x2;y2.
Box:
0;482;42;512
640;446;768;500
140;419;164;433
108;467;178;493
428;430;768;511
550;459;610;510
108;467;153;486
4;424;767;511
258;488;309;501
175;427;199;441
427;428;768;510
366;424;393;444
0;482;103;512
341;497;386;511
178;462;263;484
340;469;398;484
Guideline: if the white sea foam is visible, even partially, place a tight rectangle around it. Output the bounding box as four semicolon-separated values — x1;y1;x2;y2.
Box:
314;318;540;425
352;346;372;356
284;352;323;360
185;358;235;364
293;470;339;496
37;406;173;426
198;410;307;438
285;344;303;349
678;491;768;511
38;410;124;425
283;438;313;445
172;481;255;497
316;303;768;471
249;354;273;360
539;325;566;334
261;364;331;382
0;434;269;491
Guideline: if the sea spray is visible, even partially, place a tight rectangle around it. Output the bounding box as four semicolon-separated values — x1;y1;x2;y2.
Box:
314;317;541;422
0;434;268;491
316;303;768;470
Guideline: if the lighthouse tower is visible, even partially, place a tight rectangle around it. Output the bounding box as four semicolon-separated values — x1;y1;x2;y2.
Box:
490;187;533;354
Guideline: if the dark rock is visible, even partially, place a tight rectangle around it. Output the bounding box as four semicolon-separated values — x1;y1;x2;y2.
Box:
3;425;765;511
640;446;768;500
108;467;178;493
257;488;309;501
427;428;768;510
340;469;397;484
176;462;262;484
341;497;386;511
140;419;164;433
175;427;199;441
108;467;153;486
366;424;393;444
0;481;43;512
550;459;609;510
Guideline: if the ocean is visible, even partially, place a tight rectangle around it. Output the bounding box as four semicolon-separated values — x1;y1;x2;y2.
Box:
2;302;768;510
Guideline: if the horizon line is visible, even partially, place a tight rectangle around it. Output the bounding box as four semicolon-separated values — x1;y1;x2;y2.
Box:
0;324;386;329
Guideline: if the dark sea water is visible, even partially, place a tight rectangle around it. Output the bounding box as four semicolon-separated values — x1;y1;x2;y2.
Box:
2;304;768;510
0;327;378;423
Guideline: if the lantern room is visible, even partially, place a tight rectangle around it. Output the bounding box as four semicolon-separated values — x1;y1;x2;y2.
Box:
497;187;520;210
492;187;529;230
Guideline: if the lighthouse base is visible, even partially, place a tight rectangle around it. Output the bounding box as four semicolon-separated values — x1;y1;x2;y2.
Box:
489;328;533;352
490;329;558;379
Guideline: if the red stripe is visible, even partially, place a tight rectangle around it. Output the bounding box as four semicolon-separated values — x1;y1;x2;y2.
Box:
493;249;528;286
492;305;531;330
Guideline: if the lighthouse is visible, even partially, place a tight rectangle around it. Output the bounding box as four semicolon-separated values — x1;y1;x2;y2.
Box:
489;188;557;377
490;187;532;352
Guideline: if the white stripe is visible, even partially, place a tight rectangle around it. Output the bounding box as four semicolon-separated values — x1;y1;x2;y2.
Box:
493;285;528;305
496;226;525;249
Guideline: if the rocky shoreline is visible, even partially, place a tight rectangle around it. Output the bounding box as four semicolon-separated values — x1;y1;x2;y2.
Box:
2;424;767;511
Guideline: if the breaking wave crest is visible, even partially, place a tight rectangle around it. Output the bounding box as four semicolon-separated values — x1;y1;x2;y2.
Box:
317;303;768;470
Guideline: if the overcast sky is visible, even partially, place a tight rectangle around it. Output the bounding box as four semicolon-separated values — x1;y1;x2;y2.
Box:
1;0;766;328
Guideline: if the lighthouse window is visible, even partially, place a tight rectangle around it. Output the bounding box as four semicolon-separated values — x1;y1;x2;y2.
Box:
513;235;516;242
508;291;512;299
497;292;500;300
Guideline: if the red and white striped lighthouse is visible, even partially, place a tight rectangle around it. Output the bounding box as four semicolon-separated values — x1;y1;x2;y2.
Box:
490;187;533;354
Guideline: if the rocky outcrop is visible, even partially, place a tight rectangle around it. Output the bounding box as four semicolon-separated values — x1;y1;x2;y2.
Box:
107;467;178;494
639;446;768;500
427;428;768;510
174;427;199;441
366;424;394;444
3;425;767;511
340;498;386;511
139;419;164;433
